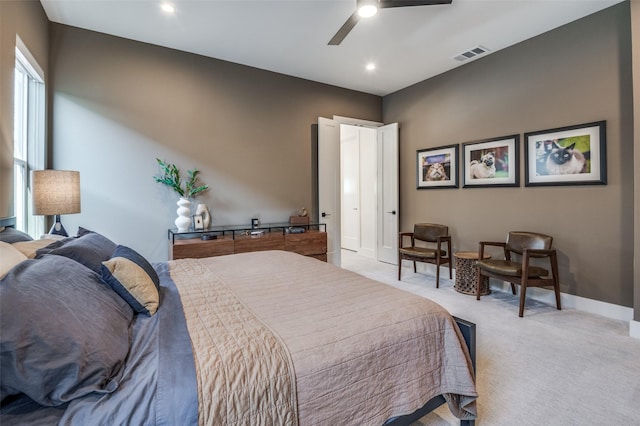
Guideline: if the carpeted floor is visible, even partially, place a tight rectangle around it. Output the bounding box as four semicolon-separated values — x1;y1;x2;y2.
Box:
340;250;640;426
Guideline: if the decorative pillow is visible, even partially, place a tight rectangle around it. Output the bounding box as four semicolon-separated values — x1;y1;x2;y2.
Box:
0;242;27;279
77;226;95;237
101;245;160;316
12;239;59;259
0;227;33;243
35;231;116;273
0;255;133;406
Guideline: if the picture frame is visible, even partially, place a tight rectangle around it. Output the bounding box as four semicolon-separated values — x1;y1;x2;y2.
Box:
416;144;459;189
462;135;520;188
192;214;204;230
524;121;606;187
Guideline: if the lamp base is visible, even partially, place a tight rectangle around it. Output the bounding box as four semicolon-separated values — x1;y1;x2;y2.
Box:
48;215;69;237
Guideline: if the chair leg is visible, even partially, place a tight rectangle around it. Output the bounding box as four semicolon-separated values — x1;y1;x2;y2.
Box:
436;263;440;289
510;283;517;295
448;259;452;279
519;278;527;317
554;280;562;311
398;259;402;281
551;253;562;311
476;268;482;301
413;261;417;273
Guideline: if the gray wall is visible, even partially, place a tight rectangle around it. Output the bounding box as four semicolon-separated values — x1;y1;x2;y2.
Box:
3;2;636;314
0;0;49;219
49;24;381;262
631;0;640;323
383;3;633;308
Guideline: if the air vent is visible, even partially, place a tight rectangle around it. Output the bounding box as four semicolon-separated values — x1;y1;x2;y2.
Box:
453;45;490;62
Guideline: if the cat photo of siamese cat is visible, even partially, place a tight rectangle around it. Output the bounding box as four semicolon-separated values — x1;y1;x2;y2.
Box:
536;139;588;175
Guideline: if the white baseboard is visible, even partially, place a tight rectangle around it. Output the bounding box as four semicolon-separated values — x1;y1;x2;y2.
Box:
488;281;640;340
442;265;637;338
488;281;632;321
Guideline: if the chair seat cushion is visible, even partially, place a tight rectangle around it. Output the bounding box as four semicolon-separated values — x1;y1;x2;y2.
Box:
477;259;548;277
399;247;446;259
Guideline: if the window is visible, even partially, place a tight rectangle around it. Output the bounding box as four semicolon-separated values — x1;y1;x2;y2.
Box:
13;38;45;236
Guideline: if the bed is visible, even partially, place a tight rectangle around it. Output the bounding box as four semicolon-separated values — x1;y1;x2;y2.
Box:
0;217;477;425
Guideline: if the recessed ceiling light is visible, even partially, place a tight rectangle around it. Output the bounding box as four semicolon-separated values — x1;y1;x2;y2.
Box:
366;63;376;71
161;3;175;14
358;5;378;18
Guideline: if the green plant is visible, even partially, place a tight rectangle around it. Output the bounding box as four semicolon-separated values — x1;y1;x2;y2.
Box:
153;158;209;198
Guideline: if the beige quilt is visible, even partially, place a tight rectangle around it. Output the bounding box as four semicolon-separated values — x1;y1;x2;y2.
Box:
170;250;477;426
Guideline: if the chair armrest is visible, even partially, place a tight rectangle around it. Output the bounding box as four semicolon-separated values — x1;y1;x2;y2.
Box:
478;241;506;248
436;235;452;257
398;232;414;249
478;241;506;259
525;248;555;255
523;248;556;259
436;235;451;245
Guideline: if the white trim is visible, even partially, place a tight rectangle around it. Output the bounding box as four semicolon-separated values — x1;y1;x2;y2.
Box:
488;281;633;322
444;266;637;336
630;320;640;340
332;115;383;128
15;35;44;82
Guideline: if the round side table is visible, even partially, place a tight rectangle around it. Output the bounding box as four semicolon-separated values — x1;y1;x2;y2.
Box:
454;251;491;296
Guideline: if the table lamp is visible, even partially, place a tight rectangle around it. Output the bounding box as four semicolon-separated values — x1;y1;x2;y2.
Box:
31;170;81;237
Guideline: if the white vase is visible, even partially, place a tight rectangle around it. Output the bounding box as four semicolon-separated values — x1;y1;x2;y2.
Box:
195;203;211;229
175;197;192;232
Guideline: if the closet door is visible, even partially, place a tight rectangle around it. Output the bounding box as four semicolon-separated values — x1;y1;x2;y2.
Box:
318;117;341;265
377;123;399;265
340;126;360;252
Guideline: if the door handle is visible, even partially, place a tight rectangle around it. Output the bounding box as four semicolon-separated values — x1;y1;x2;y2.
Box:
321;212;331;217
387;210;396;215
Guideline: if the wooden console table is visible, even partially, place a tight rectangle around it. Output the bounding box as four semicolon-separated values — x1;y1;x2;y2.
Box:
169;222;327;261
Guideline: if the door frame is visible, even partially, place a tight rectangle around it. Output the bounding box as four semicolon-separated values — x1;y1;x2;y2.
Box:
318;116;399;266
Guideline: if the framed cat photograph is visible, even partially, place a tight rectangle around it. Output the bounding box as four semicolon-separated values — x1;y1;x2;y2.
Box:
524;121;607;187
462;134;520;188
416;144;459;189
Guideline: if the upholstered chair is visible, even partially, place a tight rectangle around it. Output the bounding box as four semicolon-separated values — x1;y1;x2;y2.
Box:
398;223;452;288
476;231;561;317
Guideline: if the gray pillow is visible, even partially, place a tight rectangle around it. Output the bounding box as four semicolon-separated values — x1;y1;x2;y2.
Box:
35;231;116;274
0;227;33;244
0;255;133;406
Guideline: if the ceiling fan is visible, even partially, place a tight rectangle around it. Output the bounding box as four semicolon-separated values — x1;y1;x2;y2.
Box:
328;0;453;46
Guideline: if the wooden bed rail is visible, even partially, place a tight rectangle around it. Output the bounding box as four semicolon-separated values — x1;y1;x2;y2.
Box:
384;316;477;426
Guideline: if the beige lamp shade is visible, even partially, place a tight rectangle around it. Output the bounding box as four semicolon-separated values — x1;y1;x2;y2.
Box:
31;170;81;215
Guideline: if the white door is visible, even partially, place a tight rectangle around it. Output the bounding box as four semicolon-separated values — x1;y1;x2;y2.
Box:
377;123;399;265
357;127;377;259
340;126;360;252
318;117;341;265
318;116;396;267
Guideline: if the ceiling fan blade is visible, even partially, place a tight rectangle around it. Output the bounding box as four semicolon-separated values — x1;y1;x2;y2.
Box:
378;0;453;9
328;11;360;45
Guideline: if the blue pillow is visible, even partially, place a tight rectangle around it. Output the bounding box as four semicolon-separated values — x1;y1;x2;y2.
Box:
0;227;33;243
0;255;133;406
101;245;160;316
35;231;116;273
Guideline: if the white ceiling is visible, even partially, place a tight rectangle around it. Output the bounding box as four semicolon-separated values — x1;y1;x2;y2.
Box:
40;0;624;96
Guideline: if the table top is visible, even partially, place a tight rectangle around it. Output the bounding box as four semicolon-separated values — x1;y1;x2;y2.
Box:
454;251;491;260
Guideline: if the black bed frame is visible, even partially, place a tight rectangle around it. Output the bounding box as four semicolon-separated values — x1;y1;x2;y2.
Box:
384;316;476;426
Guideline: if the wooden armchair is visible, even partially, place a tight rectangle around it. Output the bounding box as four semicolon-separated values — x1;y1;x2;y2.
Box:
398;223;452;288
476;231;561;317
